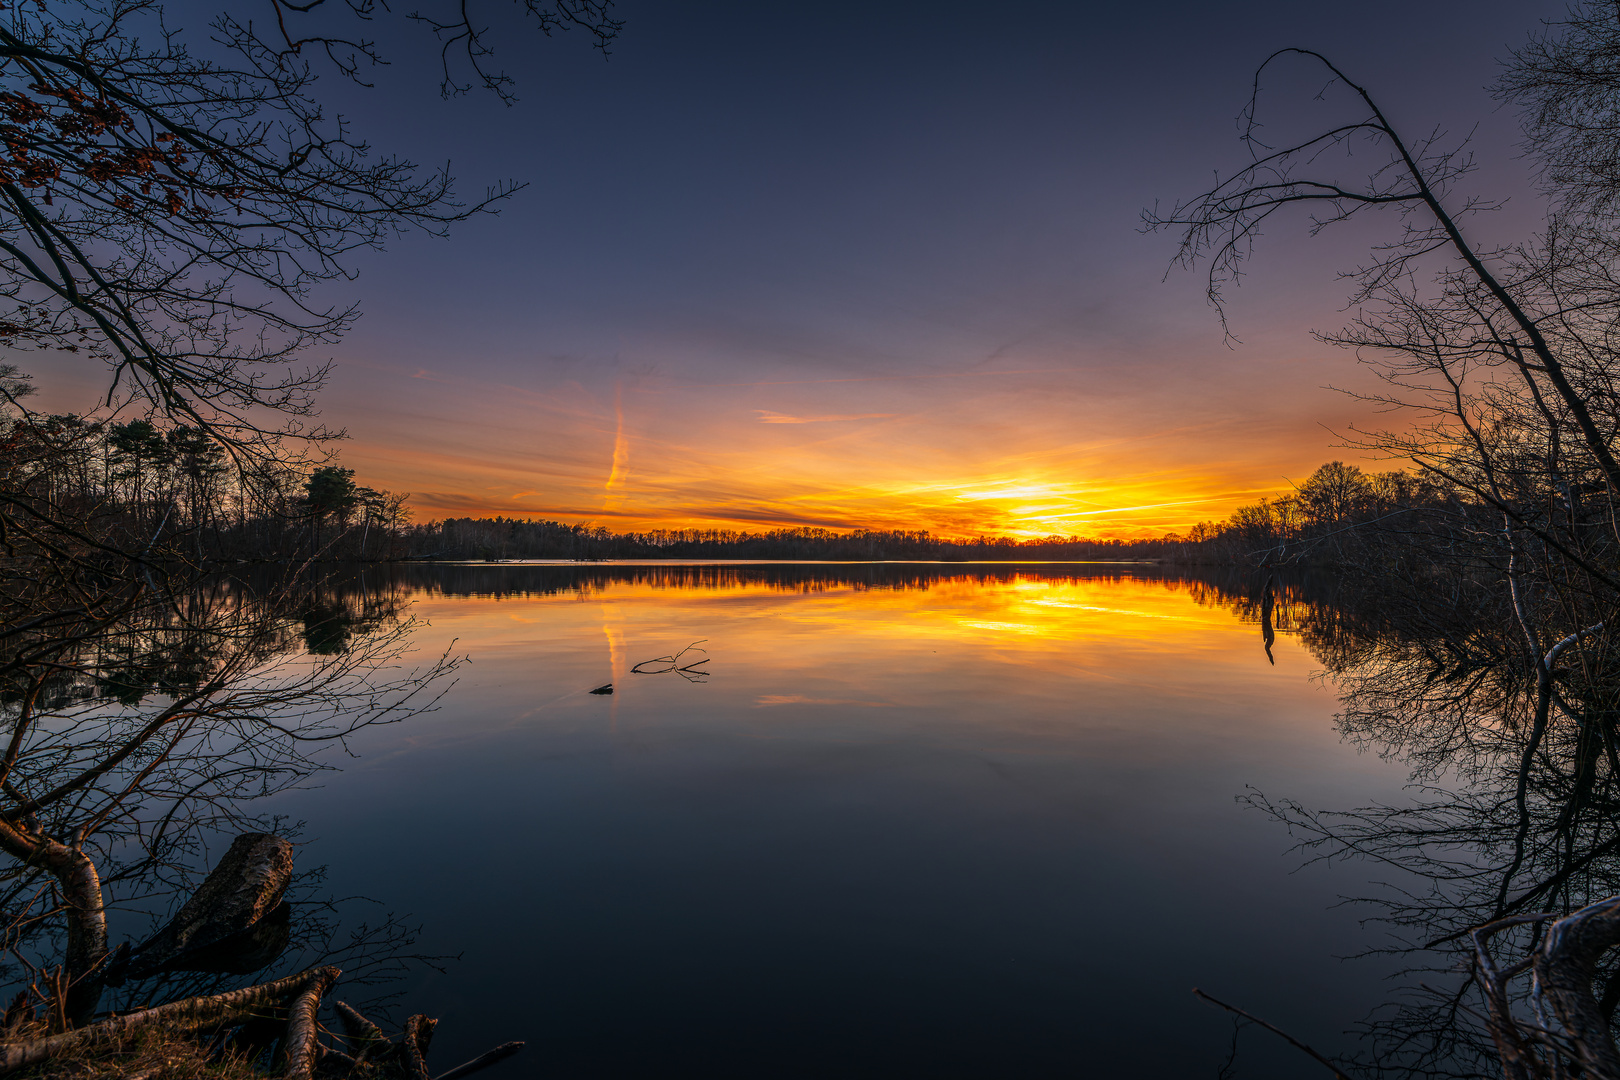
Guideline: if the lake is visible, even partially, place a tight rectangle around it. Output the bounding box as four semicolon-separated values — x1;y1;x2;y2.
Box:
269;562;1415;1078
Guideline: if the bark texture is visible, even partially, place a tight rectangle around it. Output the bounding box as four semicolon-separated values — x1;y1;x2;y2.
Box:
120;833;294;980
281;965;338;1080
0;818;108;1023
0;965;339;1075
1535;896;1620;1080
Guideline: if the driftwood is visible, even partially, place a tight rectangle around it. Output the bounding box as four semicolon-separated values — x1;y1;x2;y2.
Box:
0;969;525;1079
401;1014;432;1080
283;967;339;1080
0;830;526;1078
114;833;295;983
0;965;339;1075
631;640;710;682
325;1001;522;1080
434;1043;525;1080
334;1000;389;1060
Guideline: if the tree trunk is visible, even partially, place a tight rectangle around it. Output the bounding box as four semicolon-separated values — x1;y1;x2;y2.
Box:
0;820;107;1024
0;965;339;1075
1535;897;1620;1079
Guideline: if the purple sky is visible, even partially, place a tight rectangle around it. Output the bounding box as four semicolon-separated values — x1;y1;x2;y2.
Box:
39;0;1569;534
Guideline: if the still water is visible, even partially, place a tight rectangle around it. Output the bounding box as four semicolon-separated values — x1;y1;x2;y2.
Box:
274;563;1412;1078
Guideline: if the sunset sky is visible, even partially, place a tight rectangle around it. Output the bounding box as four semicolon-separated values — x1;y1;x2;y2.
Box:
48;0;1567;536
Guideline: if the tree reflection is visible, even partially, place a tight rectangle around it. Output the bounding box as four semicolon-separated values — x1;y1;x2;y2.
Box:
0;567;455;1026
1238;571;1620;1078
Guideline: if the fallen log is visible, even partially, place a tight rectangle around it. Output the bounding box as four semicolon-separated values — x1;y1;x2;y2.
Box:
282;966;339;1080
114;833;295;982
0;965;339;1075
334;999;389;1059
327;1001;525;1080
401;1014;432;1080
1536;896;1620;1080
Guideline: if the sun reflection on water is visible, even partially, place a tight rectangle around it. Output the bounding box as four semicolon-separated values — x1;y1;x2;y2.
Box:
415;571;1274;696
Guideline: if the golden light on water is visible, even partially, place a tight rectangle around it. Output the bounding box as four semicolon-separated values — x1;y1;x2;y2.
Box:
423;573;1241;658
395;571;1323;748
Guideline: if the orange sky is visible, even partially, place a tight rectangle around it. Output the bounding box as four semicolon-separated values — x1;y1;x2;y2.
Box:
19;0;1541;540
288;0;1525;542
324;331;1394;539
22;315;1397;540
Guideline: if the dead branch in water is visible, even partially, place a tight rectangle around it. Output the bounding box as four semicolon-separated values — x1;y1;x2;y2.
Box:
1193;988;1357;1080
632;640;712;682
435;1041;526;1080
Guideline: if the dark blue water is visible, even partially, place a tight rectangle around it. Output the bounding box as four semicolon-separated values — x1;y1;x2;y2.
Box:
272;564;1409;1077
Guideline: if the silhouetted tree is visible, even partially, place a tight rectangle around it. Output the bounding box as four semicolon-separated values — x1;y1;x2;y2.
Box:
1150;6;1620;1074
0;0;620;1062
303;466;359;555
1298;462;1371;526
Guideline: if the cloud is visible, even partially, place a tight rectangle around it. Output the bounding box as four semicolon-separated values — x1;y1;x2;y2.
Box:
755;410;897;424
606;381;629;494
697;369;1069;389
754;695;894;707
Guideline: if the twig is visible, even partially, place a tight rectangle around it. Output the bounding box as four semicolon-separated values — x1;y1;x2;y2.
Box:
631;640;712;681
436;1041;526;1080
1193;988;1357;1080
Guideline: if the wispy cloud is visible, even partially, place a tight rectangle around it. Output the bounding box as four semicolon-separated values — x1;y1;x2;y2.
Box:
696;369;1067;388
754;695;894;707
605;381;629;502
755;410;896;424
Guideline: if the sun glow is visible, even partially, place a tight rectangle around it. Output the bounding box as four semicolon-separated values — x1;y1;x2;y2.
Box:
383;460;1283;539
420;574;1243;662
331;354;1350;540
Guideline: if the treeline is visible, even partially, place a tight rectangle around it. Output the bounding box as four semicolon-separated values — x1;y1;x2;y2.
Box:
1171;461;1450;565
396;519;1185;561
397;461;1439;565
2;390;411;563
5;400;1189;565
1;392;1447;567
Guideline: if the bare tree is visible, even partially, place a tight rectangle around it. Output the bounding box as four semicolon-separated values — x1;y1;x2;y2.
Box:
1145;46;1620;557
1146;7;1620;1075
0;0;612;451
0;567;458;1022
0;0;617;1062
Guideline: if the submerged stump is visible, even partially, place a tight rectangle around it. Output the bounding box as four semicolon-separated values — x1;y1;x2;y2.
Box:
114;833;294;982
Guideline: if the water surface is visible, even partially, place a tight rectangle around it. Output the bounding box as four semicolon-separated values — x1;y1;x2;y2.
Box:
275;563;1410;1078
